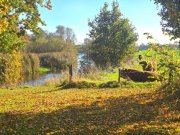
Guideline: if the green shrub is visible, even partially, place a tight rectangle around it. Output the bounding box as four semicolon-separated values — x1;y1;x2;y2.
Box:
77;81;97;89
120;81;137;88
99;81;120;88
61;81;97;89
141;34;180;84
61;82;77;89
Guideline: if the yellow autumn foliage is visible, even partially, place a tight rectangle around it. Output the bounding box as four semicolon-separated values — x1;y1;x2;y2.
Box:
0;51;23;86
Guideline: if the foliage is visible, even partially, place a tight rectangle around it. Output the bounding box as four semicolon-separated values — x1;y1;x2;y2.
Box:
75;45;85;54
138;44;151;50
0;0;51;86
0;0;52;52
88;1;138;68
0;32;24;53
61;81;97;89
153;0;180;39
23;53;40;74
143;33;180;83
39;52;76;71
56;25;76;42
0;51;23;86
0;85;179;134
39;53;68;71
26;27;77;71
99;81;120;88
26;28;76;53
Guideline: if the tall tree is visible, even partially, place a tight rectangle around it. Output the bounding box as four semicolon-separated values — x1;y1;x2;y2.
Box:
0;0;52;52
55;26;76;43
88;1;138;68
153;0;180;39
65;27;76;43
56;25;65;39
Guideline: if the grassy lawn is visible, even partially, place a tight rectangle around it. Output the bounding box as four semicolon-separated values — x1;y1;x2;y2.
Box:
0;85;179;134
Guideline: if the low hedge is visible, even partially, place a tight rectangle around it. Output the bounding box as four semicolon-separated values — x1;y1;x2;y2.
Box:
61;81;97;89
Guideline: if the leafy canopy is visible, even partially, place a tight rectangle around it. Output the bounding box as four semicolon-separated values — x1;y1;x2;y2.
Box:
153;0;180;39
88;1;138;68
143;33;180;83
0;0;52;52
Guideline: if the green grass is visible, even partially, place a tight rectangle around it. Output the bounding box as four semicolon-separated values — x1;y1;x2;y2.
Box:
0;85;179;134
100;71;119;81
39;67;51;73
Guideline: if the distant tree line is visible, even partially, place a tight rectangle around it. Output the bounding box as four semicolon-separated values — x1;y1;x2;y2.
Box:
25;26;77;71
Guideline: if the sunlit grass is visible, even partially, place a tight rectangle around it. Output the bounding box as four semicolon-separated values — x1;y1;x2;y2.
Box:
39;67;51;73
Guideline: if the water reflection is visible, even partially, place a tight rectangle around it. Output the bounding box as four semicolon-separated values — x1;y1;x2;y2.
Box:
22;72;62;86
24;72;41;82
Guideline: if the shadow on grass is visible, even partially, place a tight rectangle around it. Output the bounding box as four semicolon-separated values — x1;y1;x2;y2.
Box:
0;90;179;134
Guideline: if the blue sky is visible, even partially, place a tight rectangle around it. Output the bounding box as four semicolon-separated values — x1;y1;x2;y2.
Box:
39;0;173;44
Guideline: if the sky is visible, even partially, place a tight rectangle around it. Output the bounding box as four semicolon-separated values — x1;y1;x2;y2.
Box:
39;0;174;45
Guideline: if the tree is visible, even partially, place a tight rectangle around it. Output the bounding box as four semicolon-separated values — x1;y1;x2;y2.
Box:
65;27;76;43
0;0;52;52
88;1;138;68
153;0;180;39
0;0;51;86
55;26;76;43
56;25;65;39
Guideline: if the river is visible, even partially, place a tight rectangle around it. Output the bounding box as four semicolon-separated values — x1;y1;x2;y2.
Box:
22;53;84;86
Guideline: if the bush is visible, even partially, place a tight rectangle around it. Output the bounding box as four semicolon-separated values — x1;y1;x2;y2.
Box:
77;81;97;89
0;51;23;86
99;81;120;88
61;81;97;89
61;82;77;89
142;34;180;84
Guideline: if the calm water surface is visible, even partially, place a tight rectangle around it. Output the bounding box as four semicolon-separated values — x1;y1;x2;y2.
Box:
22;73;62;86
22;53;83;86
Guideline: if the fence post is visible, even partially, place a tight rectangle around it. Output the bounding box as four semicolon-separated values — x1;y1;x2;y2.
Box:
118;68;121;83
69;64;73;82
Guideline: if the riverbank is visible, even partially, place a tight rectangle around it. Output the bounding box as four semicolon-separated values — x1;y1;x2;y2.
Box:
0;85;179;134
